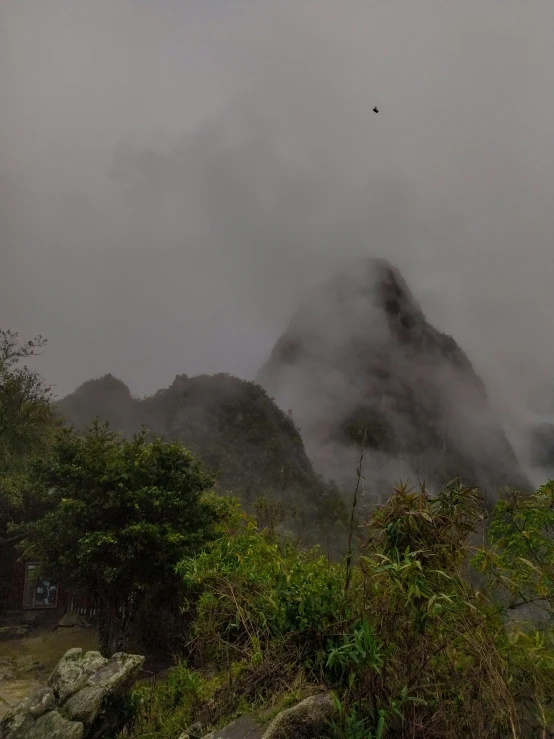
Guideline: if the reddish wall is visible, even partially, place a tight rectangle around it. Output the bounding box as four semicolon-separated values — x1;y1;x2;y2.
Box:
0;543;70;618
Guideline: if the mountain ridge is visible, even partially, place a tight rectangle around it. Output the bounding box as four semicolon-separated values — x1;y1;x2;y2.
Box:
257;257;531;501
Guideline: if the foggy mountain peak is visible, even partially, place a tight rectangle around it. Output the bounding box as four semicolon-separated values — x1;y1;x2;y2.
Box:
258;258;531;501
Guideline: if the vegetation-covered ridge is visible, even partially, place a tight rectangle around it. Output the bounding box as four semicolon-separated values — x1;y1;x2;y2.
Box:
59;374;317;497
57;372;347;548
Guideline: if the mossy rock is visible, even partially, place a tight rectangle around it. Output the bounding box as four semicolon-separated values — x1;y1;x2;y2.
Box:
261;693;336;739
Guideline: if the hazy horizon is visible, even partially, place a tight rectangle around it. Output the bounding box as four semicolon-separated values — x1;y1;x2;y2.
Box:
2;1;554;436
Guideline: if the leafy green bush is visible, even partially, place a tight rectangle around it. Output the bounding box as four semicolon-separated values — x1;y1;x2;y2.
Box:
123;663;215;739
474;481;554;614
178;505;345;667
0;330;60;535
148;482;554;739
20;421;218;656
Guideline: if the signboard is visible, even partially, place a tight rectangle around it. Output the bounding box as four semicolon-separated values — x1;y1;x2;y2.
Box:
23;563;58;609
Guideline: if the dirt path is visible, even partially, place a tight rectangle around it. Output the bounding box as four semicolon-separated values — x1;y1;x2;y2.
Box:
0;626;99;719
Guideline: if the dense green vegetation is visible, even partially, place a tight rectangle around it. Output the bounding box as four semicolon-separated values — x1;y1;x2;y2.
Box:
3;327;554;736
18;422;218;656
0;330;60;535
122;483;554;739
0;331;62;608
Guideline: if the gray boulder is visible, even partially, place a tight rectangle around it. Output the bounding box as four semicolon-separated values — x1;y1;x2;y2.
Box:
23;711;83;739
64;685;111;726
49;649;107;704
56;613;91;630
0;687;56;738
0;649;144;739
261;693;336;739
197;694;336;739
200;714;266;739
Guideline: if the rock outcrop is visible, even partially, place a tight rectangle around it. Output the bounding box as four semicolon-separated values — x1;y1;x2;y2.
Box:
193;693;336;739
0;648;144;739
198;714;267;739
261;692;336;739
258;258;530;501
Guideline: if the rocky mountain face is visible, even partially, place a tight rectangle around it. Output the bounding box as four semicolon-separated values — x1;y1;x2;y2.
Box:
57;373;334;538
258;258;531;502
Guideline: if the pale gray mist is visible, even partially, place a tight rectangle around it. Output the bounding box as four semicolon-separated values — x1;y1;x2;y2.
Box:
2;1;554;468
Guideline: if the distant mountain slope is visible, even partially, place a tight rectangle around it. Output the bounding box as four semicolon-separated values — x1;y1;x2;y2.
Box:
57;373;337;538
258;258;531;501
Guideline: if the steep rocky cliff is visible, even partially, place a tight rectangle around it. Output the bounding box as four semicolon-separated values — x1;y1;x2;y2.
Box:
258;258;530;501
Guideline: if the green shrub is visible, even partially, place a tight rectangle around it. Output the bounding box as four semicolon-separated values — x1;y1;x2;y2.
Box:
178;512;345;666
123;663;215;739
124;482;554;739
19;421;217;656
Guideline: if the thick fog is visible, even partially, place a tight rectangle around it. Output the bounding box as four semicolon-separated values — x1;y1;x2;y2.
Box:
2;0;554;442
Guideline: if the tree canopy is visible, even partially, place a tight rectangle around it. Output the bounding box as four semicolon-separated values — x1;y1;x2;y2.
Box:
0;330;60;535
21;421;218;655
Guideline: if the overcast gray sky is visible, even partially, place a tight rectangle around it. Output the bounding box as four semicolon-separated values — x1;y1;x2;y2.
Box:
2;0;553;428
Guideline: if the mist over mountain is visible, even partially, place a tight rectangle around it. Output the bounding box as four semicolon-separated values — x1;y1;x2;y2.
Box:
258;258;531;502
57;372;341;544
6;0;553;513
4;0;554;438
58;258;532;516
